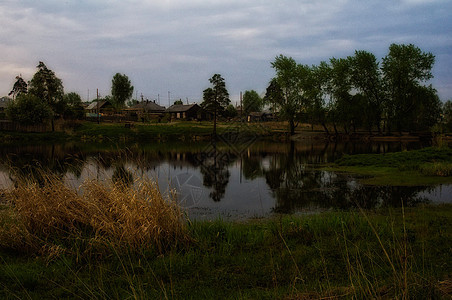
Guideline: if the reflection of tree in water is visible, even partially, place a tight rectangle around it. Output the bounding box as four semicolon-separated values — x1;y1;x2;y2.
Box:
197;143;235;202
262;141;431;213
0;144;87;186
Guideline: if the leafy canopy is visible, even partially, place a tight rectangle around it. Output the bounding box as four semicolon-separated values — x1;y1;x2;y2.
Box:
111;73;134;110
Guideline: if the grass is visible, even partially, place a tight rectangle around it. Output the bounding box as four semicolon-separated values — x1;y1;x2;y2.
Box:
0;173;451;298
0;173;188;258
329;146;452;185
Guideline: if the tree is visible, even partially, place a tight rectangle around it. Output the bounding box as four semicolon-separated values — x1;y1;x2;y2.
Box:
242;90;263;114
6;94;53;125
8;75;28;99
111;73;134;110
382;43;435;132
28;62;64;110
225;104;238;118
28;62;64;130
61;92;85;119
174;99;183;105
443;100;452;132
269;55;311;135
349;50;385;133
201;74;230;137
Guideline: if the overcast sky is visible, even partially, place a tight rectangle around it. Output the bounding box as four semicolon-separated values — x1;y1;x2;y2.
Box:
1;0;451;106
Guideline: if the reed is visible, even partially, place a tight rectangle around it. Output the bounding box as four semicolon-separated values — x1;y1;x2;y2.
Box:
1;172;188;257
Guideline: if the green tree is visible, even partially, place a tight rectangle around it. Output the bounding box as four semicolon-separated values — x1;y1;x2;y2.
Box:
174;99;183;105
349;50;385;133
225;104;238;118
111;73;134;111
61;92;85;119
28;62;64;110
443;100;452;132
269;55;310;135
263;78;284;113
382;43;435;132
28;62;64;130
6;94;53;125
201;74;230;137
242;90;263;114
8;75;28;99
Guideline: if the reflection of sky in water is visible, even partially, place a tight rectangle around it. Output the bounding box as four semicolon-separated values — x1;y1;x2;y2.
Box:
1;141;451;220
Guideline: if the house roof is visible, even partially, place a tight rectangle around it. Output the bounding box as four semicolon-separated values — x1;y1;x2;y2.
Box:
166;104;199;113
86;100;111;110
131;101;165;112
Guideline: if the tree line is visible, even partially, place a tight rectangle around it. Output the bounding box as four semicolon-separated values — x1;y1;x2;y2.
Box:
264;43;443;135
5;62;133;129
4;44;452;135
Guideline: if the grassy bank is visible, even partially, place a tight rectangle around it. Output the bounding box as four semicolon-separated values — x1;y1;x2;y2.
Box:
329;147;452;185
0;176;451;298
0;121;281;144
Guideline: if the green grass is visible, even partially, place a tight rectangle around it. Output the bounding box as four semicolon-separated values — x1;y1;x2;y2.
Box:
330;147;452;185
1;204;451;299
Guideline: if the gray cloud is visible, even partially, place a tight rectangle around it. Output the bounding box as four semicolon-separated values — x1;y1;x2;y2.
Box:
1;0;451;104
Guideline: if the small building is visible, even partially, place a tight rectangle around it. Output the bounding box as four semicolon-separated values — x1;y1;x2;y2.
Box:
166;104;211;121
247;111;275;122
126;100;166;121
85;100;114;117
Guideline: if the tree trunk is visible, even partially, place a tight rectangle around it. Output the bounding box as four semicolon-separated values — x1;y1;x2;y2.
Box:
321;122;330;135
289;119;295;135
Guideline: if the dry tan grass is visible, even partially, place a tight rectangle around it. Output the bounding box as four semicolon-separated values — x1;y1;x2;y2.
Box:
1;173;188;257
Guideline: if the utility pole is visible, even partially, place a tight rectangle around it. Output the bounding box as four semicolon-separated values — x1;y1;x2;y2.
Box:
97;88;100;124
168;91;170;107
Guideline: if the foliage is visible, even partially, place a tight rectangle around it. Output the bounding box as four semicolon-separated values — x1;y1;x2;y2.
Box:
225;104;238;118
201;74;230;115
111;73;134;110
201;74;230;135
6;94;53;125
8;75;28;99
173;99;183;105
269;55;310;135
443;100;452;131
382;43;437;132
28;61;64;114
60;92;85;119
242;90;263;114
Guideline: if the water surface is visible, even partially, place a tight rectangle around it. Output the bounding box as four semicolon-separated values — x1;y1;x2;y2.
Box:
0;139;449;220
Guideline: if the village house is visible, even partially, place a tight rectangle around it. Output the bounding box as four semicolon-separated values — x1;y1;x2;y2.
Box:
85;100;114;117
166;104;211;121
125;100;166;121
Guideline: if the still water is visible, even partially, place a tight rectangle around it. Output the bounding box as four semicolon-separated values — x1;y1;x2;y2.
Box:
0;140;450;220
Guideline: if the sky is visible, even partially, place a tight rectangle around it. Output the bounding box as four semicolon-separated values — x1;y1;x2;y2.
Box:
1;0;451;106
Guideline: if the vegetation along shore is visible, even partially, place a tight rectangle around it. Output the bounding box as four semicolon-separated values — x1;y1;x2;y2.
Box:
0;173;451;299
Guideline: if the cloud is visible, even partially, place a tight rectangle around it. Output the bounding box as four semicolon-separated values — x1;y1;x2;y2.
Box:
0;0;451;102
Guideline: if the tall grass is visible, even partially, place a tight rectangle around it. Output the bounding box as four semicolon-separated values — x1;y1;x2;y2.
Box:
0;173;188;258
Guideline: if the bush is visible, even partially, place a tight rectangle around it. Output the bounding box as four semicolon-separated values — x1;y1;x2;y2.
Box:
6;94;53;125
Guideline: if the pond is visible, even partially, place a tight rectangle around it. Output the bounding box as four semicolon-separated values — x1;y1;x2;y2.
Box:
0;138;450;220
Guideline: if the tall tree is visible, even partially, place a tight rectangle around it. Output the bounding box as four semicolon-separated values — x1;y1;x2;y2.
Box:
6;94;53;125
28;62;64;130
382;43;435;132
111;73;134;110
349;50;385;133
201;74;230;137
242;90;263;114
269;55;310;135
8;75;28;99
